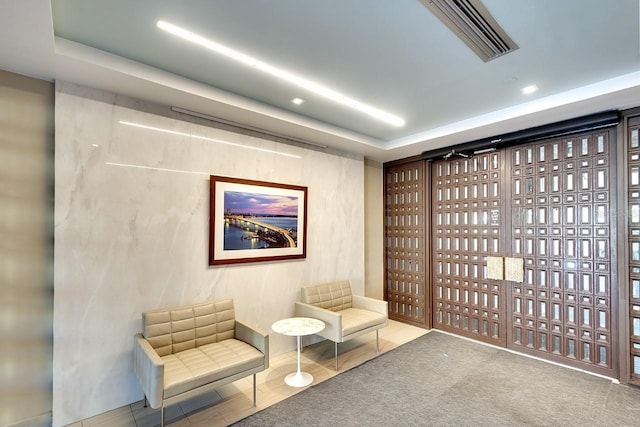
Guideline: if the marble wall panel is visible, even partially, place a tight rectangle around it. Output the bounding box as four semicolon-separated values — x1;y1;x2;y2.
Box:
53;82;365;426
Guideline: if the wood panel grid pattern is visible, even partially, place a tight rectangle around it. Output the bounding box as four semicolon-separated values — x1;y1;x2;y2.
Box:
508;131;615;376
627;119;640;384
384;161;427;327
432;153;505;345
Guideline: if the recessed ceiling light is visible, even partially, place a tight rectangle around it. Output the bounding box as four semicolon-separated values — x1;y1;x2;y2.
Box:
291;98;305;105
521;84;539;95
157;21;405;127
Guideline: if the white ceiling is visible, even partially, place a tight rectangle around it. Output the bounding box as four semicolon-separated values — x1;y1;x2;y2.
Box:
2;0;639;162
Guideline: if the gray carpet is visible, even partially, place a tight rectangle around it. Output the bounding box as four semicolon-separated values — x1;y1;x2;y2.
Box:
233;330;640;426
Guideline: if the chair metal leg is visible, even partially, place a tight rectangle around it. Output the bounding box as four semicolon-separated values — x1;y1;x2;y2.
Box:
144;396;148;408
252;373;257;407
335;342;339;371
160;405;165;427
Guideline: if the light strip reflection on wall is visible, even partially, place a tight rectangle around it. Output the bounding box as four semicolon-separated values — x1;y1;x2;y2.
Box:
119;120;302;159
105;162;210;176
157;20;406;127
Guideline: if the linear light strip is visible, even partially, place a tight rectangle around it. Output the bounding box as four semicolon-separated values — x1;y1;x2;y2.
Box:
119;120;302;158
157;20;405;127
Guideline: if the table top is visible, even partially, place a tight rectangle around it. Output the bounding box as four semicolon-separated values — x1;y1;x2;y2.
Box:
272;317;325;336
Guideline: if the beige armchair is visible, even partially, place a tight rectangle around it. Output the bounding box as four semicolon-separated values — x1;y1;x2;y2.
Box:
294;280;388;370
133;299;269;427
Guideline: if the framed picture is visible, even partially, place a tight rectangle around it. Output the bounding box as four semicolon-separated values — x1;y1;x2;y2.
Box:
209;175;308;266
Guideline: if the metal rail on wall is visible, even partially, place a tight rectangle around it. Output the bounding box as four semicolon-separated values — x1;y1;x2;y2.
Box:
421;110;620;161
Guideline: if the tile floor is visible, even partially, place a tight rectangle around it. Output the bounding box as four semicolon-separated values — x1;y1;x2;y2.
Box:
67;320;428;427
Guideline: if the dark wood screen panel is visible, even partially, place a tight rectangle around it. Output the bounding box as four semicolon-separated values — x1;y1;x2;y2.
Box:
384;161;428;327
432;153;505;346
627;118;640;385
508;130;616;377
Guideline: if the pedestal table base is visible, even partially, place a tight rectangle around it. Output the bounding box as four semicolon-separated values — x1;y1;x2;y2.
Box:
284;371;313;387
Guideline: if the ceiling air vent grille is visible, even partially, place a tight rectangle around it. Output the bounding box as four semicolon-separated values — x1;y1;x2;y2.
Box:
420;0;518;62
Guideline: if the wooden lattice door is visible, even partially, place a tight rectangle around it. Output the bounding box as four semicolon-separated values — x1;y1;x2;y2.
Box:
428;129;619;377
627;116;640;384
384;160;428;327
507;130;617;377
431;152;506;346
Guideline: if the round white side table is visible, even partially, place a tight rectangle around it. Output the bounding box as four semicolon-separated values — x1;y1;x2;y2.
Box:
272;317;325;387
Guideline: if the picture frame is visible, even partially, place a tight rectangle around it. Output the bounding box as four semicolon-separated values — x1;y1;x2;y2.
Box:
209;175;308;266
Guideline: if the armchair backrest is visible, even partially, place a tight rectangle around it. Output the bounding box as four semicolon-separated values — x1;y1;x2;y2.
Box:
300;280;352;311
141;299;235;356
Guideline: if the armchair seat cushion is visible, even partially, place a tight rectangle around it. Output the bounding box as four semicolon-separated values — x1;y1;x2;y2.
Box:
341;308;387;336
163;338;264;399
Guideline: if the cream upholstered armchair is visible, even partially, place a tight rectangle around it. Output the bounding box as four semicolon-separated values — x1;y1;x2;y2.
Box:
294;280;388;370
133;299;269;427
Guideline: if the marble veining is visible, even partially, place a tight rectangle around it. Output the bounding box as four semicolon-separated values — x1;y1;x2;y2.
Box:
272;317;326;336
53;82;365;426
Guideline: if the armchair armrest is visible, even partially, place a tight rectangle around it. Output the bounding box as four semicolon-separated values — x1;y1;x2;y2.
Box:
235;321;270;369
352;295;388;317
295;301;343;342
133;334;164;409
